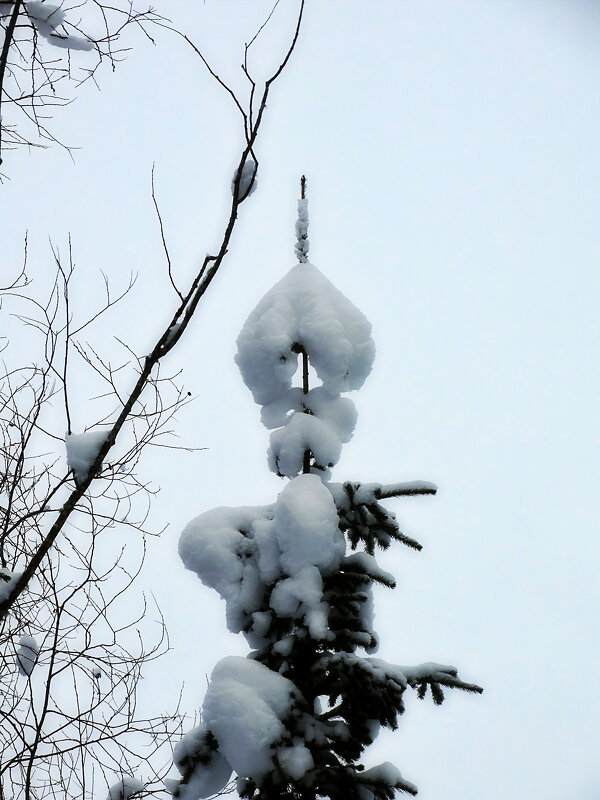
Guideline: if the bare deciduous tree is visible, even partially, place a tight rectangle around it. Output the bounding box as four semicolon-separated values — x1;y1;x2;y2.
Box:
0;1;305;796
1;256;188;798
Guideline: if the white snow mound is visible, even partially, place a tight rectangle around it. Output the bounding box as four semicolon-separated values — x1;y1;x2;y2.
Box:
268;413;342;478
235;262;375;405
179;476;344;642
273;474;345;576
178;506;273;635
168;725;232;799
65;429;107;485
26;1;94;50
106;777;143;800
202;656;298;782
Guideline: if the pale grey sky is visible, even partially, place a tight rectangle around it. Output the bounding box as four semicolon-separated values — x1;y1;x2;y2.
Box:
3;2;600;798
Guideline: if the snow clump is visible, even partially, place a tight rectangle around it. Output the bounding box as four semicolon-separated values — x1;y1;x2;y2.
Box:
232;155;257;201
106;777;144;800
167;656;318;797
203;656;299;782
295;197;309;262
0;568;21;603
268;412;342;479
179;474;344;644
277;741;314;780
16;634;39;676
357;763;418;798
166;726;232;799
178;505;273;636
235;262;374;477
65;429;107;485
236;263;374;405
26;1;94;50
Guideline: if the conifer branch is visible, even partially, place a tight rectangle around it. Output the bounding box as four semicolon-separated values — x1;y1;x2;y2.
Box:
375;481;438;499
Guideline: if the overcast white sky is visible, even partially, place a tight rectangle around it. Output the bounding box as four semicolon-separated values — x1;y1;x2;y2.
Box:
3;1;600;798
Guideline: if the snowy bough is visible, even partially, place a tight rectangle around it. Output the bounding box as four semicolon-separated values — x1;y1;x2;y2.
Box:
170;184;482;800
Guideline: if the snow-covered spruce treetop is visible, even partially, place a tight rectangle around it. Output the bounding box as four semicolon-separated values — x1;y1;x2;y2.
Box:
170;181;482;800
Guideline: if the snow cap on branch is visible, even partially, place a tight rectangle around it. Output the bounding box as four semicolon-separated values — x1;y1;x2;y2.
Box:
167;726;232;799
232;155;258;202
236;263;374;406
106;777;143;800
0;568;22;603
65;429;107;485
236;260;374;478
202;656;298;782
268;412;342;478
295;196;309;263
26;1;94;51
16;634;39;676
179;475;344;644
178;505;273;636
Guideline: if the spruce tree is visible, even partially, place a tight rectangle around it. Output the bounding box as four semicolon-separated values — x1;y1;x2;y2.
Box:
168;180;482;800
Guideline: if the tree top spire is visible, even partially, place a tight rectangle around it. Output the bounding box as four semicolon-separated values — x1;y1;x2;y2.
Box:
295;175;309;263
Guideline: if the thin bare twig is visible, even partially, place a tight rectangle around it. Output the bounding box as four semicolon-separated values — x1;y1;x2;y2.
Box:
151;163;183;302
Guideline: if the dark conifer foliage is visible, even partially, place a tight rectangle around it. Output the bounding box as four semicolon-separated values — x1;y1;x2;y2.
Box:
171;186;481;800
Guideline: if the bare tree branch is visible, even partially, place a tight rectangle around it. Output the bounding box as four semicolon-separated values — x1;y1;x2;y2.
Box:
151;164;183;303
0;0;167;167
0;3;306;795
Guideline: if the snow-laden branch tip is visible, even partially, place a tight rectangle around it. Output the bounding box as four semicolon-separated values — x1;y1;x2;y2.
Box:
236;262;375;405
375;480;438;498
358;763;418;798
295;197;309;263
